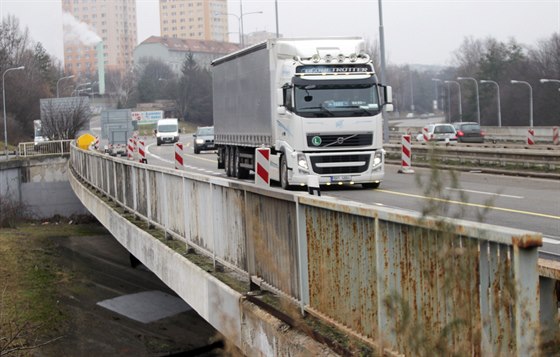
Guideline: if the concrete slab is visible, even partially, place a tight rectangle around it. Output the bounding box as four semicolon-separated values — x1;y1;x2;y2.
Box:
97;290;192;323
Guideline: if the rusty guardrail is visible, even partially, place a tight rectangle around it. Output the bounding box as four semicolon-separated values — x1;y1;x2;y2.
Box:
17;140;72;157
70;142;553;356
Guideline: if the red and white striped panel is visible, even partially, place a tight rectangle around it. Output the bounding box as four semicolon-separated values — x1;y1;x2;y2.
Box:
398;135;414;174
138;140;147;163
553;127;559;146
402;135;412;167
255;148;270;187
527;128;535;145
127;138;134;159
422;127;429;142
175;142;184;169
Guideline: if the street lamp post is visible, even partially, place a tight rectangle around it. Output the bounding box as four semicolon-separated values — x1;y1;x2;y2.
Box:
431;78;441;111
457;76;480;124
3;66;25;159
56;74;74;98
540;78;560;84
216;10;262;46
72;82;91;96
378;0;388;142
445;80;462;122
480;80;502;127
511;80;533;127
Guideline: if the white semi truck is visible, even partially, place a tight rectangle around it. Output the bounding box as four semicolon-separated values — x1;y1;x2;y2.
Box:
211;37;393;189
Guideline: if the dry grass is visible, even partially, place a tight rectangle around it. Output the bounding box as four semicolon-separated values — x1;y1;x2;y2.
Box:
0;223;107;355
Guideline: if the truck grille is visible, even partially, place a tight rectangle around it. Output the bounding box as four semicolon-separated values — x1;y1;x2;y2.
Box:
307;132;373;148
310;154;370;175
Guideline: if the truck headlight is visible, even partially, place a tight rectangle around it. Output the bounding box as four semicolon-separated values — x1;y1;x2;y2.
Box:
196;138;204;144
372;150;383;168
297;153;308;170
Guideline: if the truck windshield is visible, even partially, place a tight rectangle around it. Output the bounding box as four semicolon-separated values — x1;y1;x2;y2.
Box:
294;83;380;118
158;125;177;133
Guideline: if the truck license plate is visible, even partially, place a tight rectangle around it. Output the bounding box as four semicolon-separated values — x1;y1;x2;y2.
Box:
331;175;351;182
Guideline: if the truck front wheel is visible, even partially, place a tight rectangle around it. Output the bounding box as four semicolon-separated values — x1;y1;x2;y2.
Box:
280;155;292;190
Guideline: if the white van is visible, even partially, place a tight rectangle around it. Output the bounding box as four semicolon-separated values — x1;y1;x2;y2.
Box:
156;118;179;146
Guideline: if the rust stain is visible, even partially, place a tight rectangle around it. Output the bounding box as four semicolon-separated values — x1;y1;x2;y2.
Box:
512;233;542;248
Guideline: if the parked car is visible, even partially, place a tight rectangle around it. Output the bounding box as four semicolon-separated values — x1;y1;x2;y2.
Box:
416;124;458;144
193;126;215;154
452;122;485;143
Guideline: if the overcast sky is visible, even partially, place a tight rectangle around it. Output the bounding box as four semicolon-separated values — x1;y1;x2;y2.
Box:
1;0;558;66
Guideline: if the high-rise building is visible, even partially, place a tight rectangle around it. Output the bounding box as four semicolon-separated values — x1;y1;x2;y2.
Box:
62;0;137;79
159;0;229;42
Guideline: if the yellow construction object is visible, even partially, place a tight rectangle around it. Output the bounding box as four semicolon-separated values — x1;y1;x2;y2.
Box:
76;133;96;150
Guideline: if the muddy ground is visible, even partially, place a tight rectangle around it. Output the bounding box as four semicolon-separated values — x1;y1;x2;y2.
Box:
0;222;233;356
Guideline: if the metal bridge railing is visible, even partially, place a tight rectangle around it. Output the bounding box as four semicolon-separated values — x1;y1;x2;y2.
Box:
70;142;546;356
18;140;72;157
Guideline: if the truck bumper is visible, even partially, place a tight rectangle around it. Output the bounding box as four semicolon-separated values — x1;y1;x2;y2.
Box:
287;150;385;186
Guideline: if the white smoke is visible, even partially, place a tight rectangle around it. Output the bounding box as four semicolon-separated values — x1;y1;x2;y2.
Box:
62;12;102;45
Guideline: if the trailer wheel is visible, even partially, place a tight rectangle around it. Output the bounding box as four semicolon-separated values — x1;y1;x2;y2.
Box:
224;146;231;176
280;155;292;190
235;148;249;179
217;147;225;169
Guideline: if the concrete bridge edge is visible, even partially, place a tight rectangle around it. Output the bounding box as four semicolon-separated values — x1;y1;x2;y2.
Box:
68;170;338;356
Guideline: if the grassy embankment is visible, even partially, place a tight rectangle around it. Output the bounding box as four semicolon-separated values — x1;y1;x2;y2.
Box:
0;222;108;352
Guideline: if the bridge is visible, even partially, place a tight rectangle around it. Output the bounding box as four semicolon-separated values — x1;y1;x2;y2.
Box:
58;141;559;356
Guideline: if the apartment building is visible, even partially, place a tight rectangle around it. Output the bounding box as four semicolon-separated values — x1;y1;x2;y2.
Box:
159;0;229;42
62;0;137;78
134;36;239;73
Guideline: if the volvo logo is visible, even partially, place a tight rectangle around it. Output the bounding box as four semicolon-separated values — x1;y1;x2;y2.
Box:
336;137;345;144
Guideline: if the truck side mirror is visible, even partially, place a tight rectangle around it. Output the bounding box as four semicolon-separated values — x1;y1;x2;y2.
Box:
384;86;394;112
277;106;286;115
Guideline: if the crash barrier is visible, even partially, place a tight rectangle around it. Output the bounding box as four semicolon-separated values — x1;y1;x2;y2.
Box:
17;140;73;157
389;126;560;145
527;128;535;145
398;134;414;174
384;143;560;176
70;142;552;356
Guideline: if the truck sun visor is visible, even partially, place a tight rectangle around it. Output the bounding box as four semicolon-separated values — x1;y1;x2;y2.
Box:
292;76;377;87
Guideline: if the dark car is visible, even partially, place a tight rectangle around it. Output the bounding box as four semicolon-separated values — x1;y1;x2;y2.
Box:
193;126;215;154
452;122;485;143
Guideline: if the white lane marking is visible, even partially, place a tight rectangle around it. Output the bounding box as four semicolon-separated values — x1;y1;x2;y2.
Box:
146;143;174;164
445;187;524;199
543;236;560;245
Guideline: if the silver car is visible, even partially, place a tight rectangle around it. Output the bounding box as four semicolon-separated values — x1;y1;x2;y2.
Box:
416;124;458;144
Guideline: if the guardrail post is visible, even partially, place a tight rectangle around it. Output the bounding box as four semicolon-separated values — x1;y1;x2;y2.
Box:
295;200;309;314
513;245;539;356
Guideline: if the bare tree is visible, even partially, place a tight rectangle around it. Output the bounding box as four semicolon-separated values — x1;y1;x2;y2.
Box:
105;68;136;108
40;97;92;139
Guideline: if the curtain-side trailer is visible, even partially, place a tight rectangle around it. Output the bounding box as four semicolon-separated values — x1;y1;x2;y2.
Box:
211;37;393;189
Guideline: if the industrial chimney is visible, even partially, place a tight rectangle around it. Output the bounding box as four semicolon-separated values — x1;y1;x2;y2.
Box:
96;41;105;95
